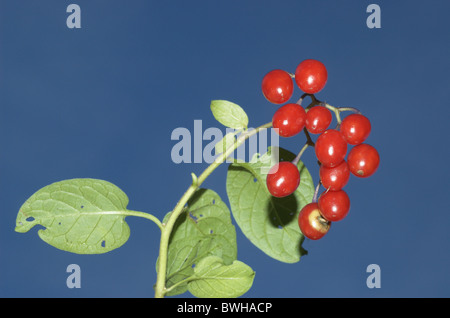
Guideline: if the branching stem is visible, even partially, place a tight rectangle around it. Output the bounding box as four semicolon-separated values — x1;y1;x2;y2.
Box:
154;121;273;298
324;103;363;125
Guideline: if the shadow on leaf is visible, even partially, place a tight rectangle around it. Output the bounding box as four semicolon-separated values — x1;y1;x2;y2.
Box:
267;195;298;228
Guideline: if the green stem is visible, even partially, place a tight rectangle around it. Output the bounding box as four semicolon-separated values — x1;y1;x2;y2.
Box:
154;121;273;298
103;210;163;231
337;107;362;114
164;276;196;294
323;104;362;126
324;103;342;124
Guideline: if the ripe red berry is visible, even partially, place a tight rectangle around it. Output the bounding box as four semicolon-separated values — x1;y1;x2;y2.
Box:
319;160;350;191
262;70;294;104
305;106;332;134
272;103;306;137
318;190;350;222
340;114;371;145
298;203;331;240
294;59;328;94
315;129;348;168
266;161;300;198
347;144;380;178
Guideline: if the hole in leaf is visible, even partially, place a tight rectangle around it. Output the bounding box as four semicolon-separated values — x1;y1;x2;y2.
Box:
209;229;213;234
101;240;106;248
253;178;257;182
80;205;84;209
58;222;62;225
189;213;198;223
26;217;35;222
212;199;215;204
278;225;283;229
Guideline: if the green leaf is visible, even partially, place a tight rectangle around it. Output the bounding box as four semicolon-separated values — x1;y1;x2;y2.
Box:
214;131;236;155
162;189;237;296
15;178;133;254
226;147;314;263
188;256;255;298
210;100;249;129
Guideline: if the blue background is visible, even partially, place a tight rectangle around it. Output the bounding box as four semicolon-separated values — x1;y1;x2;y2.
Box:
1;0;449;298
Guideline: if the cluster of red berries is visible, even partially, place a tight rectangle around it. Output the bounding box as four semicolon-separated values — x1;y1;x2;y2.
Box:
262;59;380;241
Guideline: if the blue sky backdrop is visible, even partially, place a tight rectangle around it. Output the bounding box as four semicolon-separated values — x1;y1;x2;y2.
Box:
1;0;449;298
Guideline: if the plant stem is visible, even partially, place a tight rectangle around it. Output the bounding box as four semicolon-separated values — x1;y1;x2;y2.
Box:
119;210;163;231
297;93;320;109
295;93;308;105
312;181;321;203
154;121;273;298
323;104;363;126
164;276;196;294
337;107;362;114
324;103;342;124
292;127;315;166
291;143;309;166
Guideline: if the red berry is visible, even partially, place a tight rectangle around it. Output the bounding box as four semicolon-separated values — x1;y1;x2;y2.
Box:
318;190;350;222
266;161;300;198
340;114;371;145
294;59;328;94
272;103;306;137
315;129;348;168
319;160;350;191
347;144;380;178
305;106;332;134
298;203;331;240
262;70;294;104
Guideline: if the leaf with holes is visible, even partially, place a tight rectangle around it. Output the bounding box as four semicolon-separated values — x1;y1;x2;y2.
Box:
187;255;255;298
226;146;314;263
15;178;134;254
160;188;237;296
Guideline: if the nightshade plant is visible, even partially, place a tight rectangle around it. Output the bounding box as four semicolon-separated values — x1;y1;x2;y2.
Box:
15;59;379;298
